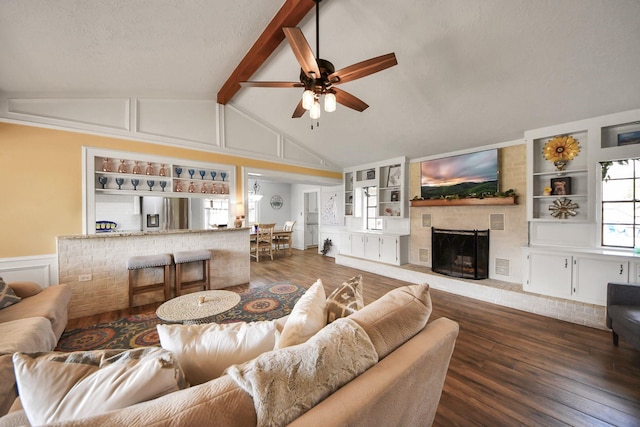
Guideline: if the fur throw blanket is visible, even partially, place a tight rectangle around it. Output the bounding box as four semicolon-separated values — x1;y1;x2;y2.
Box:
226;317;378;427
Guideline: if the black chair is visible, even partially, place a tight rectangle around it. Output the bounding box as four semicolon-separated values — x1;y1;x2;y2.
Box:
606;282;640;350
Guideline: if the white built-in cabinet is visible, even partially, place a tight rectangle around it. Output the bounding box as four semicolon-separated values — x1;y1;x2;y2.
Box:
344;232;409;265
343;157;408;218
524;108;640;305
524;248;632;305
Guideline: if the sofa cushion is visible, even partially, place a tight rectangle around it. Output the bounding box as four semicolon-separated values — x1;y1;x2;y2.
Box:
276;279;327;349
13;347;187;426
7;281;42;298
227;317;378;427
0;278;20;310
349;283;432;359
0;316;56;353
326;274;364;323
0;284;71;339
0;353;17;418
157;320;278;385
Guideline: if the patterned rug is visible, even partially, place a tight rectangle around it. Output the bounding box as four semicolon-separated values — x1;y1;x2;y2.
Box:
56;282;305;352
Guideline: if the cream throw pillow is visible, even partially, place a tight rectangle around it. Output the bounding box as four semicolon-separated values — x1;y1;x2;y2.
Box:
276;279;327;349
157;320;278;385
13;347;186;426
326;274;364;323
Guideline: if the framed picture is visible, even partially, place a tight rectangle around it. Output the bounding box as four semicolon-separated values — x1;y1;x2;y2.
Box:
390;190;400;202
366;169;376;180
387;166;401;187
551;177;571;196
618;130;640;146
147;214;159;227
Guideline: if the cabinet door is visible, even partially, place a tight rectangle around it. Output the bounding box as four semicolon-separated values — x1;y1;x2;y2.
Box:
351;233;365;258
379;236;398;264
526;252;573;299
573;257;628;305
340;232;352;255
364;235;380;260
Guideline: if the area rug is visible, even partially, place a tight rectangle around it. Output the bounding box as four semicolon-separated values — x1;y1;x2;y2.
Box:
56;282;305;352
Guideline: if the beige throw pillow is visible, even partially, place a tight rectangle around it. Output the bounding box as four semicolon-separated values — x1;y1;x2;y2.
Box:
13;347;187;426
275;279;327;349
326;274;364;323
7;281;42;298
349;283;432;359
157;320;279;385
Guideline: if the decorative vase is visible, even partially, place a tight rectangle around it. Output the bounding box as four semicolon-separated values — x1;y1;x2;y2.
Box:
554;160;567;171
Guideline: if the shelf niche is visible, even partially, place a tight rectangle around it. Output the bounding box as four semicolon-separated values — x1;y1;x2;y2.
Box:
410;196;517;207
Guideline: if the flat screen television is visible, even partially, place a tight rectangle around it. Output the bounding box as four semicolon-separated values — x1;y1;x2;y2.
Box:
420;149;498;199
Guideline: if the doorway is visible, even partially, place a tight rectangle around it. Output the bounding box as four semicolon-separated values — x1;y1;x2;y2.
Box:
304;191;319;248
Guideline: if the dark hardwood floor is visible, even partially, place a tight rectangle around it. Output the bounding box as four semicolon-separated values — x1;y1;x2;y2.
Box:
67;249;640;426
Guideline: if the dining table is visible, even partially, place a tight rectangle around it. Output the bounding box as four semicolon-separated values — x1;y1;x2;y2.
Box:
249;227;293;256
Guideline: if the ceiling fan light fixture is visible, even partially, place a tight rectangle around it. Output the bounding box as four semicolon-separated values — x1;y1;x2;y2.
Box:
302;89;315;110
310;99;321;119
324;92;336;112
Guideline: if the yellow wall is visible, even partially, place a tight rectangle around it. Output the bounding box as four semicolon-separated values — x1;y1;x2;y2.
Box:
0;122;340;257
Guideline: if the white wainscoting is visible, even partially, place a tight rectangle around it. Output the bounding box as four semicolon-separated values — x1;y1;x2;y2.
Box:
0;255;58;287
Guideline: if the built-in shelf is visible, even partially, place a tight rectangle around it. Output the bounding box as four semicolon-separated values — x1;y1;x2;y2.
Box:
410;196;517;207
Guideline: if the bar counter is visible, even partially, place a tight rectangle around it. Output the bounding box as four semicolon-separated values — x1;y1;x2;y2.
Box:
57;228;250;319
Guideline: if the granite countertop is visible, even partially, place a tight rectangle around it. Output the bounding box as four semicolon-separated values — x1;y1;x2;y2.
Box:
58;227;251;240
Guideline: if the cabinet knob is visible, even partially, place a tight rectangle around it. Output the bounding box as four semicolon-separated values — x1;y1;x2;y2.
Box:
564;259;568;268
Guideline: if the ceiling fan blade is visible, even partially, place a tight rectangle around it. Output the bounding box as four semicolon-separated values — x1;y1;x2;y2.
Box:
329;53;397;84
240;81;304;88
292;99;306;118
333;88;369;112
283;27;321;78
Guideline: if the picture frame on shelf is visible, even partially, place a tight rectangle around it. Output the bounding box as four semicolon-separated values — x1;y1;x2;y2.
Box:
618;130;640;146
390;190;400;202
387;165;401;187
551;177;571;196
366;169;376;180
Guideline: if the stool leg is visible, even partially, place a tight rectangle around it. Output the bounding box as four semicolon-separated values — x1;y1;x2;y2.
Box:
176;263;183;297
129;270;134;309
164;264;171;301
204;259;210;290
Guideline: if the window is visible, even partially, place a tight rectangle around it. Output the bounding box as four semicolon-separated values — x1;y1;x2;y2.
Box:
247;199;258;224
364;186;382;230
204;198;229;228
601;158;639;248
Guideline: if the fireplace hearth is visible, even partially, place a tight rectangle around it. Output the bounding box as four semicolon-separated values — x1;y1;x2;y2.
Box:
431;227;489;280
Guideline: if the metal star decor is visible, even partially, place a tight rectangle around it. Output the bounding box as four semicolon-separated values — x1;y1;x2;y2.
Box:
549;198;579;219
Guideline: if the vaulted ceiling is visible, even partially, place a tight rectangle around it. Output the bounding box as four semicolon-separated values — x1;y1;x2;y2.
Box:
1;0;639;168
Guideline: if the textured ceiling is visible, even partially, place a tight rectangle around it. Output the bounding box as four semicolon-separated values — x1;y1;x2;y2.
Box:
2;0;640;168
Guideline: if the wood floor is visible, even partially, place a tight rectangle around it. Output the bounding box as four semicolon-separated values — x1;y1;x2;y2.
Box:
67;249;640;426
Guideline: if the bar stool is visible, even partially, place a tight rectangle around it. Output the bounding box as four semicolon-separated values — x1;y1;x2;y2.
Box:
173;249;212;296
127;254;172;309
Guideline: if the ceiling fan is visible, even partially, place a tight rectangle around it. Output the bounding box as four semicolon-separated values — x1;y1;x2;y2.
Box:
240;0;397;121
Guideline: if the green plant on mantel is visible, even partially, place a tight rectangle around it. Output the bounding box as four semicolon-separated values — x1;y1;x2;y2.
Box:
600;160;629;181
411;188;517;201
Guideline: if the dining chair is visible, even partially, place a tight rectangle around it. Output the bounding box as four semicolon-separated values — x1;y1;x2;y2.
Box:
251;223;275;262
274;221;296;253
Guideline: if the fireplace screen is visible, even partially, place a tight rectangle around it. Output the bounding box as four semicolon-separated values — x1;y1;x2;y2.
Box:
431;227;489;280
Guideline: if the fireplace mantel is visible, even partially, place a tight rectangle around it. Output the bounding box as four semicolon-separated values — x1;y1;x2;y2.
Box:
410;196;516;207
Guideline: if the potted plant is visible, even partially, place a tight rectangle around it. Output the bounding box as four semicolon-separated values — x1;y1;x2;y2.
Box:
321;238;332;256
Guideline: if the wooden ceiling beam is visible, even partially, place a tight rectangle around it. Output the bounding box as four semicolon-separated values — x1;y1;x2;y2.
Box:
217;0;315;105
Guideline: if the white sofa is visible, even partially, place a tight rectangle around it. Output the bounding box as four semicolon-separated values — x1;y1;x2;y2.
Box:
1;283;459;427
